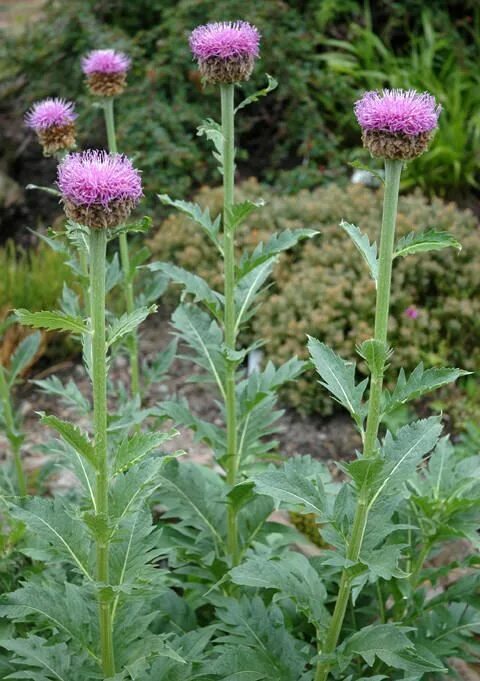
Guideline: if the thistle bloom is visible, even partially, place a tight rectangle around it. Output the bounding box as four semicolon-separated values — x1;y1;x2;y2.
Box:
354;89;441;160
57;150;142;229
25;98;77;156
405;305;419;320
189;21;260;84
81;49;131;97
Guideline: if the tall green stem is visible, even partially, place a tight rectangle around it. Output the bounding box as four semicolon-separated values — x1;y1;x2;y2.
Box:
0;367;26;496
314;159;403;681
103;98;140;398
221;84;239;565
90;228;115;677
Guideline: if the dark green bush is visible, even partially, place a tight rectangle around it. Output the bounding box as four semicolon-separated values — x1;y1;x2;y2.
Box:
148;179;478;414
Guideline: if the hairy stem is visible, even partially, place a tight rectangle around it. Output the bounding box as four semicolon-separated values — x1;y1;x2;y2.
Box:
103;98;140;398
315;159;403;681
221;84;239;565
0;367;27;496
90;228;115;677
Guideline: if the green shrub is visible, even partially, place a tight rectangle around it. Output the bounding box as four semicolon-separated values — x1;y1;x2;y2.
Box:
2;0;479;210
149;178;479;414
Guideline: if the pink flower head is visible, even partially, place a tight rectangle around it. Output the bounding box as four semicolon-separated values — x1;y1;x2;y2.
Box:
81;49;131;76
405;306;419;320
57;150;142;207
189;21;260;61
25;98;77;131
354;89;441;136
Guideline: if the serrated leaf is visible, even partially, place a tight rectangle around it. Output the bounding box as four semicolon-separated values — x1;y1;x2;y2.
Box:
308;337;367;426
9;497;92;580
8;332;41;384
107;304;157;348
357;339;392;379
235;259;275;331
197;118;225;173
148;263;224;316
349;159;384;185
158;195;222;251
383;364;469;415
226;199;265;232
114;429;177;474
238;228;319;278
33;376;90;414
14;309;88;334
340;220;378;281
110;215;152;237
1;636;73;681
234;74;278;114
0;581;97;655
394;229;461;258
253;456;330;518
230;552;328;629
337;624;414;669
40;414;97;469
368;417;443;509
171;304;226;400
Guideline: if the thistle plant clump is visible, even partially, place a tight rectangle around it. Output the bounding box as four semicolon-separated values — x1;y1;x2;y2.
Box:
0;17;479;681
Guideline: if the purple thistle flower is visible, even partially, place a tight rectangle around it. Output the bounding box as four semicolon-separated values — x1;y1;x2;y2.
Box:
57;150;142;229
25;98;76;131
190;21;260;60
82;49;131;96
354;89;441;160
354;89;441;136
405;306;419;320
81;49;131;75
189;21;260;84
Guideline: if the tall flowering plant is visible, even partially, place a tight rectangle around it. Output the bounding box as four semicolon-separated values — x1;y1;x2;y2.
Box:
149;20;317;569
4;151;179;678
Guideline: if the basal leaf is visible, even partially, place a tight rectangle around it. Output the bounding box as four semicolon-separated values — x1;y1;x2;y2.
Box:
394;229;461;259
253;455;330;518
230;552;328;629
15;309;88;334
308;337;367;427
340;220;378;282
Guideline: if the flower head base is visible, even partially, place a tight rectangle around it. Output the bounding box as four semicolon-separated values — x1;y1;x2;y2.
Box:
25;98;77;155
57;150;142;229
81;49;131;97
354;89;442;160
189;21;260;84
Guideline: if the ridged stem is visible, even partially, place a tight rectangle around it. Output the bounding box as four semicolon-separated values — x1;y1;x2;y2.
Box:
314;159;403;681
221;84;239;565
103;98;140;398
90;227;115;677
